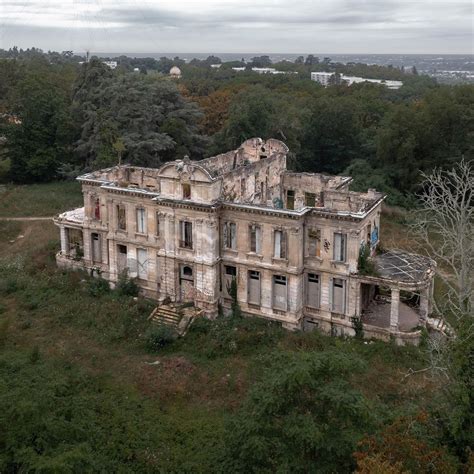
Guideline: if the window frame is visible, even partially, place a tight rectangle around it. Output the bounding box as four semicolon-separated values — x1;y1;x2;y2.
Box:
136;208;147;234
249;224;262;254
179;220;193;249
333;232;347;262
273;229;287;259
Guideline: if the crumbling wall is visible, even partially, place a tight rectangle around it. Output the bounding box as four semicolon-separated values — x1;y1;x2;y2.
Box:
221;154;286;204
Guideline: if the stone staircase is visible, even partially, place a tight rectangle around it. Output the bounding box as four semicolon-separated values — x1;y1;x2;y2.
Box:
148;303;201;336
426;316;455;338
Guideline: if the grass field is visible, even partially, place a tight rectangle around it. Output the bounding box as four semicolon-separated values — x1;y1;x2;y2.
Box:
0;184;457;472
0;181;83;217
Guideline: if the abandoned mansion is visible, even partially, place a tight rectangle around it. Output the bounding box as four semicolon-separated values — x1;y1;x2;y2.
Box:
54;138;436;343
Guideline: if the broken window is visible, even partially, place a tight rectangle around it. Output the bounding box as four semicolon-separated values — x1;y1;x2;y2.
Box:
333;232;347;262
308;229;321;257
306;273;320;308
286;190;295;210
331;278;346;314
117;205;126;231
182;183;191;199
136;208;147;234
66;228;83;258
137;248;148;279
223;222;237;250
117;244;127;272
224;265;237;298
179;221;193;249
240;178;246;196
305;192;316;207
273;275;288;311
274;230;287;259
366;223;371;245
93;197;101;220
248;270;261;305
249;224;262;254
91;232;101;262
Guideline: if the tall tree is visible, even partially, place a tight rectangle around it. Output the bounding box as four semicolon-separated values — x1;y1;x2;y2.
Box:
73;67;206;168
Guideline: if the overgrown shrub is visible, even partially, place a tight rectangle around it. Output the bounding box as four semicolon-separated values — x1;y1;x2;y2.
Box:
145;325;177;352
358;243;378;276
0;276;19;296
87;277;111;297
115;270;139;297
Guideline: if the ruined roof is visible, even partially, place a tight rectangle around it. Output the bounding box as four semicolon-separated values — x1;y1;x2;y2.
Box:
374;250;436;284
56;207;85;224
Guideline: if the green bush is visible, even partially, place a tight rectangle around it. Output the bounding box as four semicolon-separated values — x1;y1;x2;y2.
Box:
115;270;139;297
0;276;19;296
87;277;110;297
145;325;177;352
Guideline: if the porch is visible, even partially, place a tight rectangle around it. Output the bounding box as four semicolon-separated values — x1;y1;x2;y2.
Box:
357;249;436;336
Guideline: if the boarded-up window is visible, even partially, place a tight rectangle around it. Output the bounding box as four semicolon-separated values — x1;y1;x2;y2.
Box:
117;244;127;272
182;183;191;199
137;248;148;279
305;192;316;207
136;208;147;234
117;205;126;230
93;197;100;220
331;278;346;314
333;233;347;262
248;270;261;305
308;229;321;257
179;221;193;249
223;222;237;249
306;273;320;308
224;265;237;298
91;232;101;262
274;230;287;259
273;275;287;311
286;190;295;210
249;224;261;253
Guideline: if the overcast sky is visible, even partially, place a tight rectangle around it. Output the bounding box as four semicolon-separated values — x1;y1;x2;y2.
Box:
0;0;472;54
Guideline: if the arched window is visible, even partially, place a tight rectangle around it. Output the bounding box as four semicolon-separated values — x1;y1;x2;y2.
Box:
183;266;193;277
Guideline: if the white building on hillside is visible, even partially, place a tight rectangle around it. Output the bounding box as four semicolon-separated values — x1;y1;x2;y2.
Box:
311;71;403;89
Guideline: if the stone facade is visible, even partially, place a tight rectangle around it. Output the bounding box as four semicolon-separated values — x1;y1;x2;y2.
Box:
54;138;435;342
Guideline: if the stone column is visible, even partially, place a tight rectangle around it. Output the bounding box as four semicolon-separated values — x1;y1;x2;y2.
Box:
60;226;67;254
419;287;429;323
390;288;400;331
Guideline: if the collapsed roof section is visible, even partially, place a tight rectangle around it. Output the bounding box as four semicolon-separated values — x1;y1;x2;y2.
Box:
76;138;385;219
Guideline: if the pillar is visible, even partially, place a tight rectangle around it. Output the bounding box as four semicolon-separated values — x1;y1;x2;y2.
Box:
419;287;429;323
390;288;400;331
60;226;67;253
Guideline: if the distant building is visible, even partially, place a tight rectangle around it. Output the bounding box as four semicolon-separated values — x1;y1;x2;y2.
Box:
231;67;297;75
169;66;182;79
210;64;222;69
310;72;335;86
341;75;403;89
311;71;403;89
103;61;118;70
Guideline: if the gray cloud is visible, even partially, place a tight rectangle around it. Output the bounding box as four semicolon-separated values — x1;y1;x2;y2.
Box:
0;0;471;53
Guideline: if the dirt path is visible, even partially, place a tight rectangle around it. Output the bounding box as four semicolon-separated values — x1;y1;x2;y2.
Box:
0;216;53;221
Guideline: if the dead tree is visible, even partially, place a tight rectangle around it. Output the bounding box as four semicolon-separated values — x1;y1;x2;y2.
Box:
411;159;473;322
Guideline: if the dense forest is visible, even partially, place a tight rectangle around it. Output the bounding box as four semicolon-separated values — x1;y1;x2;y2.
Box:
1;48;472;205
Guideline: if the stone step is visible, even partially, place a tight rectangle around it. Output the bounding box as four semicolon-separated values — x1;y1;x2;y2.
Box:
152;316;180;326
